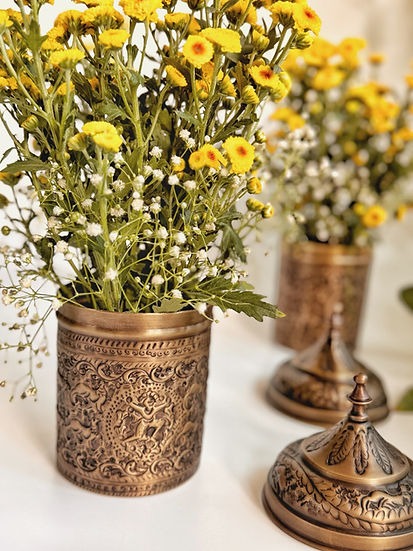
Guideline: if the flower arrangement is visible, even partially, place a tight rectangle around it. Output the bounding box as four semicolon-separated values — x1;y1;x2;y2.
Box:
267;36;413;246
0;0;320;396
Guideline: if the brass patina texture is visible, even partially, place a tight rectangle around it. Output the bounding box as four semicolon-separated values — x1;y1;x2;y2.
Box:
263;374;413;551
275;241;372;350
56;304;211;496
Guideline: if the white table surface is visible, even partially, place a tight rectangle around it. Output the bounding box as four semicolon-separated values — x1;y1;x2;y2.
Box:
1;220;413;551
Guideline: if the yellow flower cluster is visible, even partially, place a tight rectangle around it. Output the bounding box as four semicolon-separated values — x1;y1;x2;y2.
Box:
81;121;123;153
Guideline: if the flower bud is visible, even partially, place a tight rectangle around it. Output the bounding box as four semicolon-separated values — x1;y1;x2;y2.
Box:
21;115;39;132
247;177;262;195
246;198;264;212
262;203;274;219
294;32;315;50
252;30;269;52
68;132;88;151
254;130;267;144
241;84;259;105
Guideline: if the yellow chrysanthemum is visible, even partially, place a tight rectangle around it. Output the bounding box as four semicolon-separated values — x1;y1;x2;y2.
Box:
337;37;366;68
98;29;130;49
54;10;85;33
119;0;162;22
189;144;226;170
369;52;385;65
51;82;75;96
392;127;413;147
81;6;124;27
223;136;255;173
0;76;18;90
353;203;366;216
293;4;321;35
6;9;23;25
246;198;264;212
249;65;279;89
302;37;336;67
182;35;214;68
0;10;12;32
241;84;260;105
200;28;241;54
269;2;295;25
164;12;200;33
312;66;345;91
165;65;187;87
220;75;237;97
222;0;257;26
83;121;122;153
20;74;40;98
73;0;114;6
271;107;306;130
361;205;388;228
247;177;262;194
49;48;85;70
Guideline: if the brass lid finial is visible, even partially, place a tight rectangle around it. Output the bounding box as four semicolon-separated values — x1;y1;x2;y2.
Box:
348;373;372;422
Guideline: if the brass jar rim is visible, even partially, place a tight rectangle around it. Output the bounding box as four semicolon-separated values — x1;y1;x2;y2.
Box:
57;302;212;339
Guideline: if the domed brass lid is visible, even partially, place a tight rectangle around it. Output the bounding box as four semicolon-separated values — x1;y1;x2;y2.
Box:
267;307;389;424
263;375;413;551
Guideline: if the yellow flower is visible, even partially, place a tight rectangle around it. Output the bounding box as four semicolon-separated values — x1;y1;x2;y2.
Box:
223;136;255;173
49;48;85;70
269;2;295;26
249;65;281;90
54;10;86;34
262;203;274;218
241;85;260;105
271;107;305;130
20;74;40;98
396;205;407;221
361;205;388;228
73;0;114;6
337;37;366;68
164;13;200;33
189;144;226;170
293;4;321;35
405;75;413;89
0;10;12;33
51;82;75;96
83;121;122;153
98;29;130;49
21;115;39;132
252;30;270;52
165;65;187;87
220;75;237;97
246;198;264;212
200;28;241;54
369;52;385;65
68;132;88;151
353;203;366;216
312;66;345;90
82;6;124;27
182;35;214;68
392;127;413;147
119;0;162;22
247;177;262;194
222;0;257;26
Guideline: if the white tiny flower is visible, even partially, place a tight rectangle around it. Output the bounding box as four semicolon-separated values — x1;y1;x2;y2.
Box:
174;231;186;245
143;229;153;237
183;180;196;191
209;266;218;277
20;277;32;289
53;206;64;216
55;240;69;254
150;146;163;159
86;222;103;237
139;243;146;251
113;152;124;165
143;165;153;177
75;214;87;225
132;198;144;211
156;226;168;239
186;138;196;149
57;178;67;189
204;135;211;143
82;198;93;209
2;294;13;305
107;167;116;177
171;155;183;166
179;129;191;140
169;245;180;258
112;180;125;192
196;249;208;262
110;205;125;217
181;201;187;209
195;302;207;315
150;201;161;214
64;252;74;261
90;174;103;187
171;289;182;299
152;169;164;181
151;274;165;286
132;191;141;199
47;217;61;230
205;222;216;232
52;298;62;311
142;212;151;221
133;175;145;186
104;268;118;281
168;175;179;186
182;268;190;277
109;231;119;242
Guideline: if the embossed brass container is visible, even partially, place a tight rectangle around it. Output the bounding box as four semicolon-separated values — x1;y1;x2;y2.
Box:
56;303;212;496
263;374;413;551
275;241;372;350
267;311;389;425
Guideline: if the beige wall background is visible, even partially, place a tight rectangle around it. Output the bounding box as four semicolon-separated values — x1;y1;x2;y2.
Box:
311;0;413;83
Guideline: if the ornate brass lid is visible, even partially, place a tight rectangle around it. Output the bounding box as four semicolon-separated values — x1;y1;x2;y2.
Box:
267;308;389;424
263;374;413;551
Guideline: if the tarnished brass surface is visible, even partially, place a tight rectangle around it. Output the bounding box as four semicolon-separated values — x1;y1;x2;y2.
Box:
267;311;389;425
56;304;212;496
263;374;413;551
275;241;372;350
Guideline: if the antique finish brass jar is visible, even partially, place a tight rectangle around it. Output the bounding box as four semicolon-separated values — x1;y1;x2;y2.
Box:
267;309;389;425
56;303;212;496
275;241;372;350
263;374;413;551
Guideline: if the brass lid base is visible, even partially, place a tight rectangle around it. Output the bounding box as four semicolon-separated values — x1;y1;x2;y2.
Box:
266;374;389;426
262;481;413;551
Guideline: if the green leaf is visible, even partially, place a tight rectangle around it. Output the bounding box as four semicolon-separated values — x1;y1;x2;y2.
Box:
220;223;247;262
96;101;127;121
2;158;48;173
176;110;200;127
400;287;413;312
396;388;413;411
153;298;185;313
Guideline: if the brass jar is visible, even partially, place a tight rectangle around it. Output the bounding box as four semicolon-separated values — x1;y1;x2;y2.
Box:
56;303;212;496
275;241;372;350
